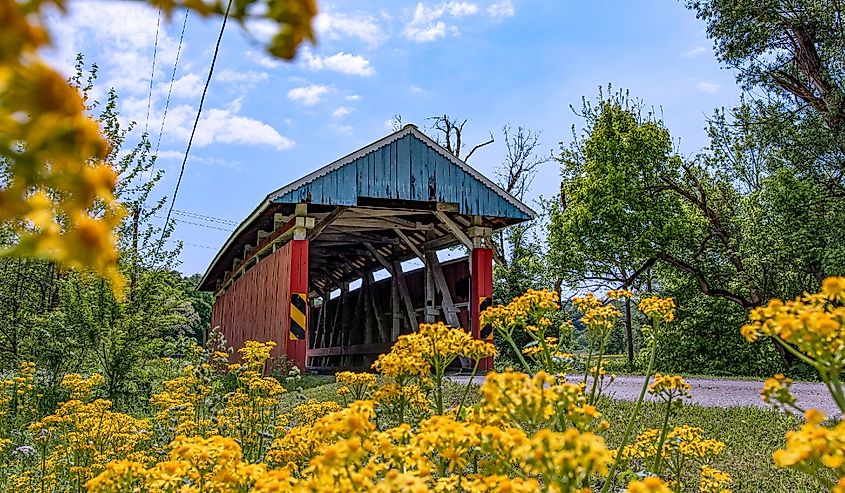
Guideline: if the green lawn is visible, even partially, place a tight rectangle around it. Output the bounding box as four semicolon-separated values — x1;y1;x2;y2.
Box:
598;399;818;492
279;379;821;492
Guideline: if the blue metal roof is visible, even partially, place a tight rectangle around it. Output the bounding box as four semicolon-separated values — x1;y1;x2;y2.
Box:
268;125;534;220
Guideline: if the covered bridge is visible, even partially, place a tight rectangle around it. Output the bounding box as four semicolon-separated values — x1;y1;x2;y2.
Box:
198;124;534;371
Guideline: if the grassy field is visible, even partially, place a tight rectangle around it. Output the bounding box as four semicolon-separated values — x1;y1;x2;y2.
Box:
280;377;821;493
599;399;818;492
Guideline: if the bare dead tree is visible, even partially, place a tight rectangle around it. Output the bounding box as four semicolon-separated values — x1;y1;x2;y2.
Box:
427;114;494;162
491;125;550;267
497;125;548;200
390;114;403;132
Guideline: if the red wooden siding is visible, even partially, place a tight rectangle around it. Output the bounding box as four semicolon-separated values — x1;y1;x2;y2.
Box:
286;239;308;368
471;247;494;371
211;242;295;360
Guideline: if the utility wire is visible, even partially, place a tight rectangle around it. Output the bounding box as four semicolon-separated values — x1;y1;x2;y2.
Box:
154;215;234;232
156;0;234;255
154;8;190;156
144;8;162;135
173;209;238;226
182;241;218;250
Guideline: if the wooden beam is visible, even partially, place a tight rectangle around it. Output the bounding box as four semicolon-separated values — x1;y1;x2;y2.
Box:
322;231;399;244
434;211;473;249
345;208;424;217
308;342;392;358
364;242;392;272
274;213;289;230
421;233;462;252
391;274;401;340
425;250;460;328
308;206;348;240
365;271;388;342
394;228;425;260
424;256;436;323
391;260;418;333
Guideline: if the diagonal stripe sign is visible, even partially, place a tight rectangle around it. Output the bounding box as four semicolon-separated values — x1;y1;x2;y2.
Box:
289;293;307;340
479;296;493;340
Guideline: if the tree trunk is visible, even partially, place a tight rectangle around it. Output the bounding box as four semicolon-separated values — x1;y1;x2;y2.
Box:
625;296;634;365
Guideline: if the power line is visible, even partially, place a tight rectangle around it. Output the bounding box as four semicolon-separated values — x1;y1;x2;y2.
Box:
154;215;233;232
156;0;234;255
144;8;162;135
173;208;238;226
154;8;190;156
181;241;217;250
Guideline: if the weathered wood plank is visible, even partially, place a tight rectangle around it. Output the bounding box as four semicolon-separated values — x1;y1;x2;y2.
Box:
308;342;392;358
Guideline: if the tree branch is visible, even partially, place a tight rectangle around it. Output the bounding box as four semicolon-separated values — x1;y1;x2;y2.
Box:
464;131;494;162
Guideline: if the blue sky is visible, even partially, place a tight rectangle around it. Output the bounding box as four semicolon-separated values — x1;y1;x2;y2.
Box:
47;1;740;276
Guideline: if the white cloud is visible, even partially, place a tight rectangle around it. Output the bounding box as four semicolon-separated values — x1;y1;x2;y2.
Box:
161;73;204;99
153;150;188;160
695;81;720;93
408;85;425;94
330;123;355;136
47;3;183;96
332;106;351;119
155;150;232;167
403;2;509;42
405;20;449;42
346;94;362;101
216;69;269;85
287;84;331;105
449;2;479;16
302;50;376;76
157;100;294;151
682;46;708;58
195;108;293;150
487;0;514;19
315;11;388;47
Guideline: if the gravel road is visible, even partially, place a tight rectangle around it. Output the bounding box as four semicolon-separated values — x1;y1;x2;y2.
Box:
448;373;840;417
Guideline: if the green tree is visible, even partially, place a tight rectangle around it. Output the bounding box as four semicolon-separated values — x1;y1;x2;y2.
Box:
548;89;687;363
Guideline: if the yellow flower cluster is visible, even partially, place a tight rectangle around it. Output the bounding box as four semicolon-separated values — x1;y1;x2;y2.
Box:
336;371;378;401
626;476;673;493
336;371;378;386
700;464;733;493
0;0;125;288
572;293;603;312
14;398;152;490
150;364;216;437
291;399;343;426
623;426;725;461
648;373;692;402
60;372;105;401
774;409;845;472
0;360;38;424
373;322;495;379
580;303;623;332
480;289;560;334
479;371;606;433
741;279;845;375
607;289;634;300
239;340;278;372
760;373;799;410
638;297;676;322
86;435;266;492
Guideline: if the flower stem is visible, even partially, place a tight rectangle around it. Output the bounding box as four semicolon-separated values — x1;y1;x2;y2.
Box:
650;397;672;474
456;358;481;417
600;319;661;493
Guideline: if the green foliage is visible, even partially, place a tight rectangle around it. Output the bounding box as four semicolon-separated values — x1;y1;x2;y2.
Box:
650;273;783;377
0;58;213;407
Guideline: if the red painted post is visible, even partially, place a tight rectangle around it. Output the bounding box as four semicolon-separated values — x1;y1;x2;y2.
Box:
286;239;309;370
470;247;494;371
